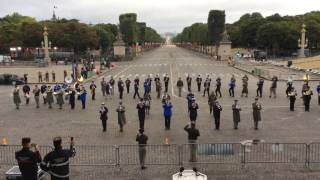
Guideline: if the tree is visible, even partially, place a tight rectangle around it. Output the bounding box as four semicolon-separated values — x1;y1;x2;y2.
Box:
207;10;225;55
119;13;138;45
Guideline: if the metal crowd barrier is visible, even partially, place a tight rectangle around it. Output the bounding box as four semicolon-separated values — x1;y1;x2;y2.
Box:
2;143;320;167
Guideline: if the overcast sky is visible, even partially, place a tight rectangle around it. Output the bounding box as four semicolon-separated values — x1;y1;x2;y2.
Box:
0;0;319;33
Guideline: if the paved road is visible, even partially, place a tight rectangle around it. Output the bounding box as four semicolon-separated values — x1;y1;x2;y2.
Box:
1;46;320;179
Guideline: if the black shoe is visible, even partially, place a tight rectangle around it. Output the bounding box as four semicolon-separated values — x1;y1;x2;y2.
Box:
141;166;147;170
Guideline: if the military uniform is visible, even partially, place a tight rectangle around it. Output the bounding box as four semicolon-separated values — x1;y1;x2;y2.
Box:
269;76;278;98
208;92;217;114
100;106;108;132
89;82;97;100
216;77;222;97
56;89;64;109
256;78;264;97
186;76;192;92
303;88;313;112
288;89;297;111
252;101;262;130
176;79;184;97
213;102;222;130
156;80;162;99
101;79;107;96
229;77;236;97
33;86;41;108
232;103;241;129
164;75;170;93
13;87;21;109
125;79;131;94
241;76;248;97
118;79;124;99
196;75;202;92
40;85;47;104
133;82;140;99
47;87;54;109
15;147;42;180
203;78;211;97
116;104;126;132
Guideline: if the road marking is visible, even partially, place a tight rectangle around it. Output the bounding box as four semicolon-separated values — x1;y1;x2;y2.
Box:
170;64;177;98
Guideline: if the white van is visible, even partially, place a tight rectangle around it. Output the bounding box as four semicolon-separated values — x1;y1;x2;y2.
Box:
0;55;12;63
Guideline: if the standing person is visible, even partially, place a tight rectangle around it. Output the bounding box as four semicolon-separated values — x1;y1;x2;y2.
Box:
196;74;202;92
215;77;222;98
101;78;107;97
156;80;162;99
256;77;264;98
109;76;115;95
116;101;126;132
134;76;140;86
136;129;148;170
154;74;160;84
22;84;31;105
163;100;173;130
38;71;43;83
125;78;131;94
106;82;111;98
286;79;294;97
133;81;140;99
32;85;40;108
203;76;211;97
269;76;278;98
176;77;184;97
186;92;194;112
80;87;87;109
144;93;151;115
302;86;313;112
161;92;171;104
189;99;199;122
232;99;241;129
15;137;42;180
186;74;192;92
252;97;262;130
137;98;146;130
229;75;236;97
13;85;21;109
184;122;200;162
164;74;170;93
40;84;47;104
118;78;124;99
89;81;97;100
46;86;54;109
23;74;28;84
63;70;67;81
143;80;149;96
316;82;320;105
52;70;56;82
45;71;49;82
99;102;108;132
208;91;217;114
41;137;76;180
56;88;64;109
241;75;249;97
213;101;222;130
147;75;153;92
68;87;76;110
288;87;297;111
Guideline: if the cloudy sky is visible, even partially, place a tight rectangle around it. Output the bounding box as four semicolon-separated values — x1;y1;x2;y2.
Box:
0;0;319;33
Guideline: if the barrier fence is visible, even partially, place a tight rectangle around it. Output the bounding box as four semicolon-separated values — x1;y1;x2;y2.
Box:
1;143;320;168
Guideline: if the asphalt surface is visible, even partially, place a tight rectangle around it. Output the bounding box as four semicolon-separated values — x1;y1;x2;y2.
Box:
1;46;320;179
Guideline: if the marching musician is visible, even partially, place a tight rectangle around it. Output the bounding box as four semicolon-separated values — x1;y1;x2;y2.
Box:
117;78;124;99
109;76;115;95
288;87;297;111
196;74;202;92
213;100;222;130
116;101;126;132
163;74;170;93
232;99;241;129
186;74;192;92
68;87;76;110
125;78;131;94
189;98;199;122
40;84;47;104
101;78;107;96
46;86;54;109
302;85;313;112
32;85;41;108
13;85;21;109
252;97;262;130
22;83;31;105
203;76;211;97
56;88;64;109
80;86;87;109
99;102;108;132
241;75;249;97
89;81;97;100
156;79;162;99
216;77;222;98
229;75;236;97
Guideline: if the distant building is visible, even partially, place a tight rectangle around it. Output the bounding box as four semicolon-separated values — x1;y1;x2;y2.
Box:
51;10;57;22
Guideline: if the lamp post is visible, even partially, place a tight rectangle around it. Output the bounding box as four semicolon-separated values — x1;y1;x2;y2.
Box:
298;24;308;58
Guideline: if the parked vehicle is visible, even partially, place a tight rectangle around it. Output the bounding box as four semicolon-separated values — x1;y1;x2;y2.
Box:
253;50;267;61
0;55;12;63
0;74;25;85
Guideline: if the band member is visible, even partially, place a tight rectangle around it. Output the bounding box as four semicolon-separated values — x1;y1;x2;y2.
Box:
40;84;47;104
99;102;108;132
45;71;49;82
32;85;41;108
38;71;42;83
203;76;211;97
156;80;162;99
256;77;264;98
143;80;150;96
163;100;173;130
164;74;170;93
125;78;131;94
134;76;140;86
186;74;192;92
46;86;54;109
302;85;313;112
252;97;262;130
15;137;42;180
216;77;222;98
196;74;202;92
286;79;293;97
13;85;21;109
229;75;236;97
189;98;199;122
22;84;31;104
118;78;125;99
232;99;241;129
213;101;222;130
68;87;76;110
154;74;160;83
208;91;217;114
116;101;126;132
56;88;64;109
89;81;97;100
137;98;146;129
52;70;56;82
106;82;111;98
41;137;75;180
161;92;171;104
269;76;278;98
186;92;195;112
144;93;151;115
101;78;107;96
63;70;67;81
176;77;184;97
109;76;115;95
80;87;87;109
241;75;248;97
288;87;297;111
133;81;140;99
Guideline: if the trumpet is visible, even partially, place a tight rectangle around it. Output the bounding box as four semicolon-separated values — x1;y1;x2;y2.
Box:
77;76;84;83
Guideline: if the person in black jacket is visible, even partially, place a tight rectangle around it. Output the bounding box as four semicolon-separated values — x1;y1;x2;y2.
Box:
15;137;42;180
40;84;47;104
184;122;200;162
189;98;199;122
22;84;31;104
133;82;140;99
68;87;76;110
118;78;125;99
213;101;223;130
137;98;146;129
41;137;75;180
99;102;108;132
136;129;148;170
